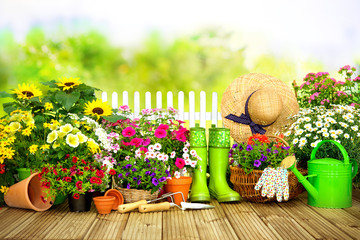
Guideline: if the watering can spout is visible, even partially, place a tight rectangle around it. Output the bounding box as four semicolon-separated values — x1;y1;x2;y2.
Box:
289;163;319;201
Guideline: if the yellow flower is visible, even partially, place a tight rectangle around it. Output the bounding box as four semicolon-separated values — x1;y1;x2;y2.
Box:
0;156;5;164
52;141;60;149
44;102;53;110
40;144;50;150
4;125;12;133
12;83;42;100
47;131;58;143
9;113;22;122
0;186;9;195
0;141;10;147
43;122;50;128
8;136;16;144
9;122;21;132
76;132;88;143
87;138;100;154
60;124;73;134
66;134;79;148
23;112;35;126
3;147;15;159
84;99;112;120
22;127;32;136
29;144;38;154
56;77;81;91
57;131;67;138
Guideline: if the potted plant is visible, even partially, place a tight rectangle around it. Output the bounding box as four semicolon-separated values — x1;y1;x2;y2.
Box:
229;134;305;202
290;65;360;188
101;106;201;204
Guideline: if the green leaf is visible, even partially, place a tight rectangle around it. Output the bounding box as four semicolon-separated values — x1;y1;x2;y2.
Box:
55;91;80;111
3;102;17;115
57;151;66;160
41;80;58;88
103;115;126;123
0;91;12;98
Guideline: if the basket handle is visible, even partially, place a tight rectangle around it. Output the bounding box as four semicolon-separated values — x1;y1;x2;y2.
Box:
266;135;290;147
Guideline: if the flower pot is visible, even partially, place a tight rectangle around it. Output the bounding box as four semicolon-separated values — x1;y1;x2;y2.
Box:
53;194;67;206
93;196;115;215
17;168;32;181
104;189;124;210
67;192;92;212
164;176;192;205
4;172;54;211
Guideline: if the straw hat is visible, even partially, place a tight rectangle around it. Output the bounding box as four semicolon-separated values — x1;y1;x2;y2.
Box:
221;73;299;143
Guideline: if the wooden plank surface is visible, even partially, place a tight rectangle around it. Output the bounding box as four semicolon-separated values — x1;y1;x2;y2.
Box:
0;194;359;240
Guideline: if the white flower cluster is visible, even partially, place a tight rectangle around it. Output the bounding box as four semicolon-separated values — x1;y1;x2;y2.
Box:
286;105;360;149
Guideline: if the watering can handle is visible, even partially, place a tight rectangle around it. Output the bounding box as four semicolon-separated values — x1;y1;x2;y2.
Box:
310;140;349;164
351;159;358;179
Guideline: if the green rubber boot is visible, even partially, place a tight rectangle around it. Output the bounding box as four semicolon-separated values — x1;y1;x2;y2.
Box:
189;124;211;202
208;126;241;202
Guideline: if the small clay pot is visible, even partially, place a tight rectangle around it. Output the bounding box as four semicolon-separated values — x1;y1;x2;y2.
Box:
104;189;124;210
93;196;115;215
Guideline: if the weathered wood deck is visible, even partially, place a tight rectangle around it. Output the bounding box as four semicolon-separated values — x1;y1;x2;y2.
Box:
1;190;360;240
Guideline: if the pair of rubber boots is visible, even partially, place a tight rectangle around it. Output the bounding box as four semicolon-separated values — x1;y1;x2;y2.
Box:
189;124;240;202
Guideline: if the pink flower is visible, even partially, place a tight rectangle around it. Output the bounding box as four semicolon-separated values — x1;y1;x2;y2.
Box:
122;127;136;137
139;147;148;154
142;138;151;146
154;129;167;138
121;140;131;146
176;134;187;142
130;138;144;147
119;105;130;111
175;158;185;169
158;124;169;130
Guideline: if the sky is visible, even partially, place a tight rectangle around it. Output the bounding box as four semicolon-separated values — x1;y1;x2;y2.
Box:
0;0;360;70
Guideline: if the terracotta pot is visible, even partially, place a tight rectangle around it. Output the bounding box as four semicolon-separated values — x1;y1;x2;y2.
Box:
68;192;92;212
104;189;124;210
93;196;115;215
4;172;54;211
164;176;192;205
17;168;32;181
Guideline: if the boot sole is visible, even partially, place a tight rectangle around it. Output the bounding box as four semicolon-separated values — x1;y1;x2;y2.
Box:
190;194;211;203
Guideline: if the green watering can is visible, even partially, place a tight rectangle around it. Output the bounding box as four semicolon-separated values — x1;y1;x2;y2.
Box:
289;140;358;208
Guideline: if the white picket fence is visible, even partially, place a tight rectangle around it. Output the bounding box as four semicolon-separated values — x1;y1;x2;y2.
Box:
101;91;222;128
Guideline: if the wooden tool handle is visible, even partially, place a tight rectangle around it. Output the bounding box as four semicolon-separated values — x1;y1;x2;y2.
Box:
118;200;147;213
138;202;171;213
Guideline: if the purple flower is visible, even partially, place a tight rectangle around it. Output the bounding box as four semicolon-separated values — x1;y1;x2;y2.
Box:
145;159;150;163
152;178;159;186
127;183;131;189
165;170;170;177
150;172;156;177
147;164;151;168
137;180;141;185
145;171;151;175
266;148;271;153
281;146;291;150
125;172;130;177
254;160;261;168
133;177;137;181
273;149;279;154
159;177;166;182
232;143;238;148
260;154;268;162
125;164;132;169
118;173;123;179
132;168;137;172
246;145;253;151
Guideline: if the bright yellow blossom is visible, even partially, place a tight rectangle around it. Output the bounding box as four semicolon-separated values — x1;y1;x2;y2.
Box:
0;156;5;164
12;83;42;100
8;136;16;144
40;144;50;150
56;77;81;91
2;147;15;159
22;127;32;136
9;122;21;132
43;122;50;128
29;144;38;154
0;186;9;195
44;102;53;110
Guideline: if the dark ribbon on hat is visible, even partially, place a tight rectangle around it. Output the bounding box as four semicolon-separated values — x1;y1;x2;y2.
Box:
225;91;275;135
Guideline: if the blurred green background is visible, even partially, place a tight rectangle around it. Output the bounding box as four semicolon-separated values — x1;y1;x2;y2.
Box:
0;27;329;116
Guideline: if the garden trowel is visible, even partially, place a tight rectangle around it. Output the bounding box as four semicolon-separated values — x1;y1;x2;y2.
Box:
117;192;214;213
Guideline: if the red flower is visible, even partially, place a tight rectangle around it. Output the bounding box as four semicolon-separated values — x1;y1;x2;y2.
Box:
72;156;78;163
76;181;83;190
53;169;58;175
96;170;105;178
90;177;97;184
130;138;144;147
65;154;70;159
96;178;102;184
73;193;80;199
41;181;51;189
62;177;72;182
109;169;116;175
175;158;185;169
0;164;5;174
62;168;68;173
248;134;270;145
81;159;87;165
84;166;89;171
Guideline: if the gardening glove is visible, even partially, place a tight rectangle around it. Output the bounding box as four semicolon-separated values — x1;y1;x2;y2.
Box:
255;167;270;191
275;167;289;202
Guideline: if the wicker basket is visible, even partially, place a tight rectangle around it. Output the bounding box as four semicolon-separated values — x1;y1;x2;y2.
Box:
116;187;159;203
230;135;307;203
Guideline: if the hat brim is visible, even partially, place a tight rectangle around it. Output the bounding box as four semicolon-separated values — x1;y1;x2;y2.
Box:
221;73;299;143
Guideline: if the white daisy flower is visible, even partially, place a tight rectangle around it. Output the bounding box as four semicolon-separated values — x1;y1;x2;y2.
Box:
304;123;312;129
305;134;311;137
344;133;350;139
336;130;343;135
324;122;330;128
299;137;307;145
348;120;354;123
304;117;311;122
296;129;304;135
315;121;323;128
292;138;299;144
329;130;336;135
357;132;360;137
351;126;358;131
331;134;338;139
322;132;330;137
321;128;328;133
343;115;349;120
310;142;317;148
314;136;319;140
346;113;354;119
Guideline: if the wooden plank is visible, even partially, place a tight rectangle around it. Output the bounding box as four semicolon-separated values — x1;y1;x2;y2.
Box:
84;211;129;240
221;201;280;240
43;204;98;239
5;203;68;239
344;198;360;220
298;193;360;239
353;188;360;201
279;198;353;240
192;200;238;240
250;201;315;239
122;211;162;240
0;208;35;238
